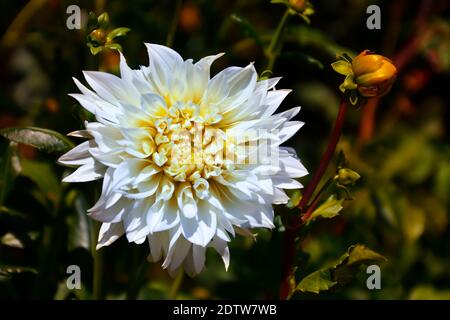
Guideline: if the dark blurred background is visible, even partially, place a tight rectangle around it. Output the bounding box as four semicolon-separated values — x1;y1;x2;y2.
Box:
0;0;449;299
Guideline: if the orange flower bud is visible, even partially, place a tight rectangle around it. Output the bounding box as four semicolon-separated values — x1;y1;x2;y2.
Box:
289;0;307;11
89;29;106;43
288;0;314;21
352;50;397;97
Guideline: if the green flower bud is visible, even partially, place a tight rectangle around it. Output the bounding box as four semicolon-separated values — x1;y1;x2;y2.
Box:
336;168;360;185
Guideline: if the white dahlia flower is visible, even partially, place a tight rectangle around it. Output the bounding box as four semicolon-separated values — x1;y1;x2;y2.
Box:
58;43;307;276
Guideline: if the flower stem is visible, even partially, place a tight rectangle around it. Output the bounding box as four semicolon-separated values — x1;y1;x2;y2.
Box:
279;99;349;299
265;9;291;72
166;0;183;48
297;100;348;212
168;268;184;299
301;177;333;223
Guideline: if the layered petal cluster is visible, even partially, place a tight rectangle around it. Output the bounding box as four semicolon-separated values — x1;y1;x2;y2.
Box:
59;43;307;276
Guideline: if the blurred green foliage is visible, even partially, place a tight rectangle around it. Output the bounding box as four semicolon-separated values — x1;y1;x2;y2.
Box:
0;0;449;299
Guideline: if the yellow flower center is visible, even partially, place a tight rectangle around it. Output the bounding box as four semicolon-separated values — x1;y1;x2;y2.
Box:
140;101;233;188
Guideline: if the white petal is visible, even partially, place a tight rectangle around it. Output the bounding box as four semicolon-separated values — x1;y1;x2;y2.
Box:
260;89;292;118
279;154;308;178
58;141;92;166
147;231;169;263
88;196;129;223
196;52;224;67
177;183;198;219
192;245;206;274
276;121;304;145
182;195;220;247
151;198;180;232
62;157;105;182
266;77;282;90
67;130;92;139
83;71;139;105
220;64;258;110
272;176;303;189
156;175;175;202
145;43;183;95
119;51;134;82
273;188;290;204
141;93;168;117
210;237;230;271
163;234;191;271
97;222;124;249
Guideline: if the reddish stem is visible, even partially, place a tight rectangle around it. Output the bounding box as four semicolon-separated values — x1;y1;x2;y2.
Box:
298;100;349;212
300;189;323;223
279;99;349;299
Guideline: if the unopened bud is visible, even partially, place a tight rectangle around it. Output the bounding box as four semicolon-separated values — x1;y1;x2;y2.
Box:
288;0;314;21
352;50;397;98
89;29;106;44
336;168;360;185
289;0;307;11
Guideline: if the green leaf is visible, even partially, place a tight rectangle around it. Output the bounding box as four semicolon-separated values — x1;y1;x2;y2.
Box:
0;127;74;155
308;195;344;222
331;60;352;76
296;269;336;294
106;27;131;42
286;190;302;209
333;245;387;285
104;43;123;52
342;74;357;91
336;168;361;185
295;244;386;294
346;244;387;266
88;44;104;55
